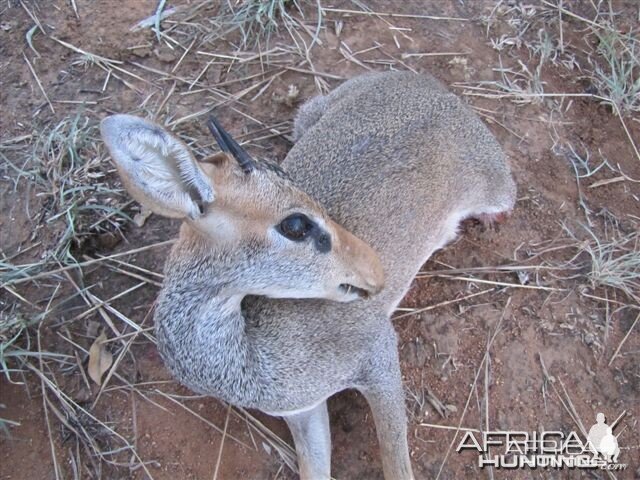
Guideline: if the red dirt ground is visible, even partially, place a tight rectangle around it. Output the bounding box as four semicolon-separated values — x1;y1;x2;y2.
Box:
1;1;639;479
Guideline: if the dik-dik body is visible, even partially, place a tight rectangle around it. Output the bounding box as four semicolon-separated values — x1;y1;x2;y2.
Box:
101;71;516;479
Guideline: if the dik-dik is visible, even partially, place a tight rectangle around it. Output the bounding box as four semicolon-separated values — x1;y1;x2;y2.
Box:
101;71;516;479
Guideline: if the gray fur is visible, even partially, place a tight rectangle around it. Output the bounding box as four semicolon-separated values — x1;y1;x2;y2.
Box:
285;402;332;479
154;71;516;479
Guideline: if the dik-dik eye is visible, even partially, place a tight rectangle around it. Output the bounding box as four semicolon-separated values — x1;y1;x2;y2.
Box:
277;213;314;241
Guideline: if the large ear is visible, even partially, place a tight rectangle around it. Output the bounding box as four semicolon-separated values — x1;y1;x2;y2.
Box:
100;114;215;219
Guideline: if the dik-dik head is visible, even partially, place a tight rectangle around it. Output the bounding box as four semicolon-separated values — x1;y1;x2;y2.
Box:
100;114;384;302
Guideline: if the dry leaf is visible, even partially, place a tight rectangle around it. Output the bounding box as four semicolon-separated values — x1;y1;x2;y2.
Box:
88;332;113;386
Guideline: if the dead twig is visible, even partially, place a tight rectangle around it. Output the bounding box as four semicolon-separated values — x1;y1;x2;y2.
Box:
608;312;640;366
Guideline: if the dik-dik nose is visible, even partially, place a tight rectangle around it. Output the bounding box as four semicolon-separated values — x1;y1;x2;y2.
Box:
335;223;385;296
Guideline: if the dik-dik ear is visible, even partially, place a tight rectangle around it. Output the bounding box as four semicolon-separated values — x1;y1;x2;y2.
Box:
100;114;215;219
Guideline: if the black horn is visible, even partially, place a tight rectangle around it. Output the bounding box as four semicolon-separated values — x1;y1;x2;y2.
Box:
207;116;255;174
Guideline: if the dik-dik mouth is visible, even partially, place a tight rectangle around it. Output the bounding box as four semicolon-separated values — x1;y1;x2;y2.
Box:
339;283;371;299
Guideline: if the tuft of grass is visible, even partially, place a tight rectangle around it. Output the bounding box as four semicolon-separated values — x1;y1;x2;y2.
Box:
219;0;323;49
590;28;640;114
559;221;640;305
581;227;639;303
224;0;302;45
1;115;130;285
32;115;119;261
555;141;640;304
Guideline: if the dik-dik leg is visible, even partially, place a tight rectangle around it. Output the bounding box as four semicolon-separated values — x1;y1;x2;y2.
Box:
359;345;414;480
283;401;332;480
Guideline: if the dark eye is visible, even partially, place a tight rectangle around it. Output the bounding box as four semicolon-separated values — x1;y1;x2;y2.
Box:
278;213;314;241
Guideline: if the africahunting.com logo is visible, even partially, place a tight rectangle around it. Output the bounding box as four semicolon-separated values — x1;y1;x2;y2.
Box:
456;413;627;471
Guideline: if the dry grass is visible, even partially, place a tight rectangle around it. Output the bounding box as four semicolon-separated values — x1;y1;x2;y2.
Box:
460;0;640;162
31;116;129;258
564;221;640;305
221;0;317;47
468;8;640;113
1;115;130;287
590;28;640;114
1;0;639;478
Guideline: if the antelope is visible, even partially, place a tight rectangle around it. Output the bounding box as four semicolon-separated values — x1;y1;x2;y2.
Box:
101;71;516;479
